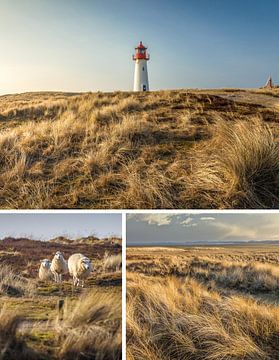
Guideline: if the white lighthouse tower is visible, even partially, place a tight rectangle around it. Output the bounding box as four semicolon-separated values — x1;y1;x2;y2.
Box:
133;41;150;91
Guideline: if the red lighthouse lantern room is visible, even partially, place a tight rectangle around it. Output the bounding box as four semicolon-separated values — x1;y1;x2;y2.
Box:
132;41;150;61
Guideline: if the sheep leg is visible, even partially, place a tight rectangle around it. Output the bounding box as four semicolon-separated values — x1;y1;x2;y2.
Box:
58;273;63;295
71;276;75;296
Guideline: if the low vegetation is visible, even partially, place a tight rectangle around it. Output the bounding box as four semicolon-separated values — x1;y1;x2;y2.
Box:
57;290;122;360
127;246;279;360
0;89;278;209
0;264;35;297
0;307;38;360
103;253;122;272
0;237;122;359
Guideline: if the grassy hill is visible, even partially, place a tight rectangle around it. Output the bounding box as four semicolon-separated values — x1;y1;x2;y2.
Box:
0;88;279;209
127;246;279;360
0;237;122;359
0;236;121;277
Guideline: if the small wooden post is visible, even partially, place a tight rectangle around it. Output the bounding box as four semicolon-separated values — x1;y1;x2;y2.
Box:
57;299;64;321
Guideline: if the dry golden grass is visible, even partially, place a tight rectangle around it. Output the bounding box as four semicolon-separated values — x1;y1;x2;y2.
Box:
185;119;279;208
0;289;122;360
0;307;39;360
127;247;279;360
103;253;122;272
57;290;122;360
0;237;122;359
0;264;35;297
0;89;278;208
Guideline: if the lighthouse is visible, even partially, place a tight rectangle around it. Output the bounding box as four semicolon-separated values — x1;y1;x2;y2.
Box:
132;41;150;91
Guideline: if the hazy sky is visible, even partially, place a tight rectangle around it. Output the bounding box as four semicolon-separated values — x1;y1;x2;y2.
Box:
0;213;121;240
0;0;278;94
127;213;279;245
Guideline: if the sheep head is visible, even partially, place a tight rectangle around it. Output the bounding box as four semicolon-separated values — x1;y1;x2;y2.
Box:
40;259;51;268
54;251;64;260
80;257;92;272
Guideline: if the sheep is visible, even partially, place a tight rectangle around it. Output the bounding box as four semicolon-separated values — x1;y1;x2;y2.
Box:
103;253;122;272
50;251;68;283
38;259;53;281
68;253;92;287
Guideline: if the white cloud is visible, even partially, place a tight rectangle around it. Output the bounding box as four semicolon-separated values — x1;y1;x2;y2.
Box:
145;215;174;226
180;217;194;226
128;214;175;226
200;217;215;221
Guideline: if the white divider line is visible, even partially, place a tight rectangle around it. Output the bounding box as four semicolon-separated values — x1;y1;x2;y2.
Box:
122;211;127;360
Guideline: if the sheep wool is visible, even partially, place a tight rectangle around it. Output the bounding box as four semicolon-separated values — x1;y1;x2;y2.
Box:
39;259;53;281
50;251;68;283
68;253;93;287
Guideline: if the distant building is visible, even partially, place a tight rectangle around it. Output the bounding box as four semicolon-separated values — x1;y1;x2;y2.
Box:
263;75;273;89
132;41;150;92
262;75;279;89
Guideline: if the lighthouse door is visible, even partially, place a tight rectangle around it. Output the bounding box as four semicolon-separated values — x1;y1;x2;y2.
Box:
142;84;146;91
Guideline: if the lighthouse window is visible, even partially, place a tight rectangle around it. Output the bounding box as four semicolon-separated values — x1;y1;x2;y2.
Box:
142;67;144;71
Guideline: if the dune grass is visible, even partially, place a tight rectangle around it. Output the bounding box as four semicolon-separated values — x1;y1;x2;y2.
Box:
0;237;122;359
127;251;279;294
57;289;122;360
0;264;35;297
127;273;279;360
0;89;278;208
103;253;122;272
127;247;279;360
185;119;279;208
0;289;122;360
0;307;39;360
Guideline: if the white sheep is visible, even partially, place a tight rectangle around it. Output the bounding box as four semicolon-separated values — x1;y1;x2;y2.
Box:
50;251;68;283
68;253;93;287
39;259;53;281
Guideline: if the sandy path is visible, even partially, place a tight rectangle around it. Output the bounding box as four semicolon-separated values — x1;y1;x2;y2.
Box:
218;91;279;109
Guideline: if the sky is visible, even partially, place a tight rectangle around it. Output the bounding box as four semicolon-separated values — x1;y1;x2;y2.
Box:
127;213;279;246
0;213;122;240
0;0;278;94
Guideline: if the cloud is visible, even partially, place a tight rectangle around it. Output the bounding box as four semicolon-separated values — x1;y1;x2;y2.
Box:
180;217;194;226
127;214;175;226
127;213;279;243
179;217;198;228
200;217;215;221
